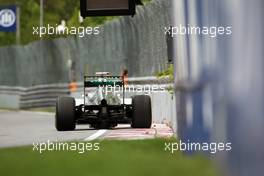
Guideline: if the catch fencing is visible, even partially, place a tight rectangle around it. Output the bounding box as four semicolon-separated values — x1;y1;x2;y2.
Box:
0;0;171;87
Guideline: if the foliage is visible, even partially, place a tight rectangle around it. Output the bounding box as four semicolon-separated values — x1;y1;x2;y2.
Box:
157;64;174;94
0;0;153;46
157;64;174;81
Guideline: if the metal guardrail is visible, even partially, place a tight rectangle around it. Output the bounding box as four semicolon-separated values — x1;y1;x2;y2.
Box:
0;77;172;109
0;83;69;109
0;86;26;95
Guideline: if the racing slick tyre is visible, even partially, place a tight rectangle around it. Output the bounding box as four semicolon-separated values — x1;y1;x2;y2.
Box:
55;97;76;131
131;95;152;128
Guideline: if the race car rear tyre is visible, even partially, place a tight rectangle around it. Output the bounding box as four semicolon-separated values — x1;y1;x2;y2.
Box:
131;95;152;128
55;97;76;131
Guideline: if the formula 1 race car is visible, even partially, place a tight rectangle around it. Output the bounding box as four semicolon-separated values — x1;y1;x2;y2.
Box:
55;72;152;131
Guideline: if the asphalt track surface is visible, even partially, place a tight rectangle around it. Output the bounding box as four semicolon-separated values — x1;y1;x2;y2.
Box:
0;111;174;148
0;111;103;148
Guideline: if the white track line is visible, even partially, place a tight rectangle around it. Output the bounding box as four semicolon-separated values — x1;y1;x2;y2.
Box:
84;130;107;141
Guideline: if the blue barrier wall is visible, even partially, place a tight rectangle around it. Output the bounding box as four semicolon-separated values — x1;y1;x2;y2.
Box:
172;0;264;175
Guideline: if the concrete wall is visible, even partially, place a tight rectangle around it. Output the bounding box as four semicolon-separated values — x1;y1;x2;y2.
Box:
150;92;176;132
0;94;20;109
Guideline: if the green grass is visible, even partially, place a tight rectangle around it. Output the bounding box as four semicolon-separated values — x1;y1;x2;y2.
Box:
0;108;17;112
26;107;56;113
0;139;218;176
0;107;55;113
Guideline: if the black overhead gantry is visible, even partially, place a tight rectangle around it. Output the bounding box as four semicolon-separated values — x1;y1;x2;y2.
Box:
80;0;143;17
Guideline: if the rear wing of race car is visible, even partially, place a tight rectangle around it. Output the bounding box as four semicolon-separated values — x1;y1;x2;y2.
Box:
84;76;124;87
83;75;125;105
